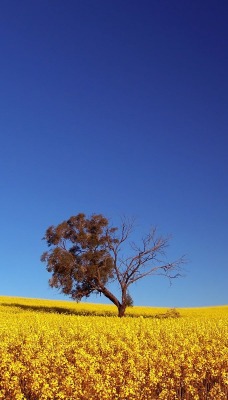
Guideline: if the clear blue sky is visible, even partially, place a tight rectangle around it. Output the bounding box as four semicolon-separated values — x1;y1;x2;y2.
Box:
1;0;227;307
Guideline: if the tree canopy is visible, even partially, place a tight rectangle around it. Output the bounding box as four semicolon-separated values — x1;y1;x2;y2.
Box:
41;213;185;317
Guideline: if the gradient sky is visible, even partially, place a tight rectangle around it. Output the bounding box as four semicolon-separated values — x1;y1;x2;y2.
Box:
1;0;227;308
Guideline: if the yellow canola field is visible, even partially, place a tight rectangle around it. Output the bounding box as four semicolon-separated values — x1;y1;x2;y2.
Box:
0;297;227;400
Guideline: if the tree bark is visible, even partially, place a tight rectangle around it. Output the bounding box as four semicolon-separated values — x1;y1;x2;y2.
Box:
99;285;121;309
99;285;127;317
118;304;127;317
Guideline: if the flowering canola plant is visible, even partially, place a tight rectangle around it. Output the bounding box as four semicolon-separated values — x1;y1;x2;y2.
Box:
0;297;227;400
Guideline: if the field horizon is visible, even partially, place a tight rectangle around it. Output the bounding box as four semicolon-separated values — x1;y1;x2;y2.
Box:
1;295;227;318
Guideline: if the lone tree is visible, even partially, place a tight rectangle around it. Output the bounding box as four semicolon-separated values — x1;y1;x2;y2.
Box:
41;213;185;317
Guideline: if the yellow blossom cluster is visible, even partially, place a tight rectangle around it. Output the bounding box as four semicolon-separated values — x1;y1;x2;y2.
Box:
0;297;227;400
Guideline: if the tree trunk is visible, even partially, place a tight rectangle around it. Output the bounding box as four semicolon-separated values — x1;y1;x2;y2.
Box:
118;303;127;318
98;285;122;316
98;283;127;317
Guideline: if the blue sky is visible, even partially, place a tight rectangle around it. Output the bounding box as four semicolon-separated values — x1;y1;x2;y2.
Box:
1;0;227;308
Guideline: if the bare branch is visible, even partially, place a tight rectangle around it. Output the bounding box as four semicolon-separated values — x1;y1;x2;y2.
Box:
126;256;186;285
